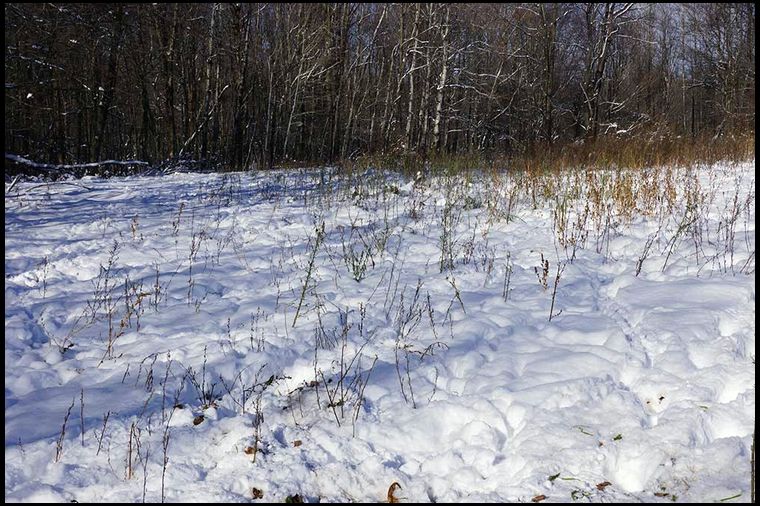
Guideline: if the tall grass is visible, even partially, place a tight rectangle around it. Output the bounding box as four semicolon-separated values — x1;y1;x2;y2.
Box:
342;132;754;176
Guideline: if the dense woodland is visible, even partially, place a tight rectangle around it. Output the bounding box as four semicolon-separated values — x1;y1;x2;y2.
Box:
4;3;755;170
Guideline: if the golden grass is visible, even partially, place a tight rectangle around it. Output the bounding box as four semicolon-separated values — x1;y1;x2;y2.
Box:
341;131;754;176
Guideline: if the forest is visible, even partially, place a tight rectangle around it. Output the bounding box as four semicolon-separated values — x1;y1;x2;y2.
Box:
4;3;755;171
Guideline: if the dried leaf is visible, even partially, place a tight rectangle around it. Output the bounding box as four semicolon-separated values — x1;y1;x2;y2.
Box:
596;481;612;491
285;494;302;503
251;488;264;500
293;440;302;447
192;415;204;425
532;494;547;502
387;482;401;503
548;472;561;482
244;446;256;455
654;492;669;497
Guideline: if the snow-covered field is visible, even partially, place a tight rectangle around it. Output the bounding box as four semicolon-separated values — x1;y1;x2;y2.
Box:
5;162;755;503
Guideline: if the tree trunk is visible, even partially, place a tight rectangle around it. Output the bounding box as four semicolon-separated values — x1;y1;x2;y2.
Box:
433;6;450;152
405;4;420;153
201;3;218;161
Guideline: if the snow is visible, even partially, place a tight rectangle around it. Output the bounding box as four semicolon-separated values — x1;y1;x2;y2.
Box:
5;153;149;171
4;162;755;503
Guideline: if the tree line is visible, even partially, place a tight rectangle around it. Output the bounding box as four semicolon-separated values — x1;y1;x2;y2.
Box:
4;3;755;170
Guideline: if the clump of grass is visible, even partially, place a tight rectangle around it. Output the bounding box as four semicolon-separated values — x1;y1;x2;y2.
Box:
293;221;326;328
54;397;76;462
534;252;550;291
309;305;379;434
340;221;375;283
548;261;566;322
502;252;513;302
